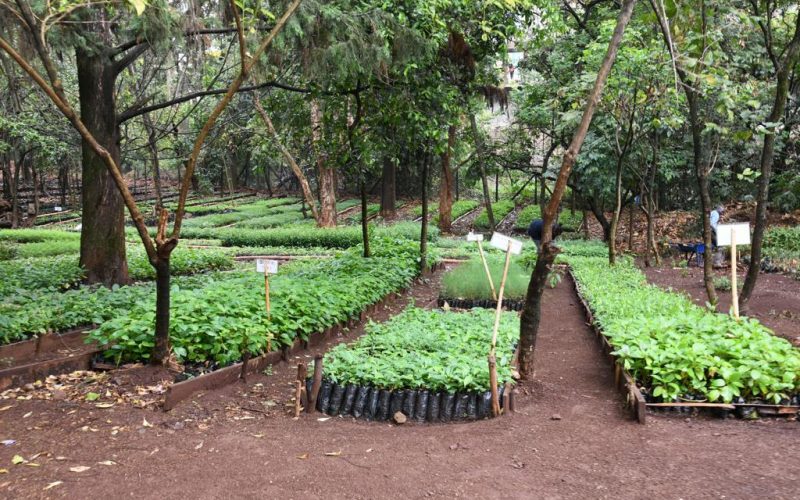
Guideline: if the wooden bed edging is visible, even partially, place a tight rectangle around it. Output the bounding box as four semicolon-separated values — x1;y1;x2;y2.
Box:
162;288;407;411
0;327;101;390
566;270;647;424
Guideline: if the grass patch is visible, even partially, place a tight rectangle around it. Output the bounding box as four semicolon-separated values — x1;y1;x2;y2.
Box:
441;255;530;300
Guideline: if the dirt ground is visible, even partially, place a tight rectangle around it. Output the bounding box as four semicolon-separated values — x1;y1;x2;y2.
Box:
1;268;798;499
643;261;800;347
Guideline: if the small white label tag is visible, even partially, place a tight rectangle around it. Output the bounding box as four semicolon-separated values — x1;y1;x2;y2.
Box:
466;231;484;242
256;259;279;274
489;232;523;254
716;223;750;246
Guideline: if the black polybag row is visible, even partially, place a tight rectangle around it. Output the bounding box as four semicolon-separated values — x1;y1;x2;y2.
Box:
437;297;525;311
311;378;507;422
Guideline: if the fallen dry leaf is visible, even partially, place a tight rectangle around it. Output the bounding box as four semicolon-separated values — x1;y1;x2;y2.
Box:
97;460;116;466
44;481;63;490
0;469;8;474
69;466;91;473
11;455;25;465
95;403;115;409
296;453;309;460
324;451;342;457
22;411;32;418
142;418;153;428
0;405;13;411
194;441;203;450
25;463;40;467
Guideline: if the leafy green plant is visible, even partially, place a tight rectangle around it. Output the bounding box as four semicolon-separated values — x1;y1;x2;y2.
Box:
87;239;424;365
713;276;731;291
565;250;800;404
323;307;517;392
0;255;85;300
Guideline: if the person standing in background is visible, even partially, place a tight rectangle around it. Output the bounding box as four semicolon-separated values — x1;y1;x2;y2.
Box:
710;205;725;267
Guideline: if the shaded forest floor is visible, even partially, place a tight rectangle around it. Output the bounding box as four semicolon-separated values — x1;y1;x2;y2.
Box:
2;267;798;499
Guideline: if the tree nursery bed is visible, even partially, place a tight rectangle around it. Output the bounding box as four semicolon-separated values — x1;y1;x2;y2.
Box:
310;307;518;422
566;250;800;421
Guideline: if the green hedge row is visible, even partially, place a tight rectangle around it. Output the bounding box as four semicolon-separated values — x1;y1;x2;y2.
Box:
474;200;515;229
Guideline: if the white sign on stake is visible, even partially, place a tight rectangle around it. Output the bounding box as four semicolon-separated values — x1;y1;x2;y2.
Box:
466;231;484;242
489;232;523;255
716;223;751;247
256;259;279;274
54;206;63;212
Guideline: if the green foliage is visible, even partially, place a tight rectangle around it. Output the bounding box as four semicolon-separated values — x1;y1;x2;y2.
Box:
194;222;439;249
0;255;85;300
763;227;800;254
566;252;800;404
713;276;731;291
323;307;517;392
514;204;541;230
440;255;530;300
411;202;439;218
89;242;421;365
126;247;235;280
473;200;515;229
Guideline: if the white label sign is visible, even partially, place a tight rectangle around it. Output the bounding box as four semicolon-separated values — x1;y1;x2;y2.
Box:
54;206;63;212
716;223;751;246
466;231;484;242
489;232;523;255
256;259;279;274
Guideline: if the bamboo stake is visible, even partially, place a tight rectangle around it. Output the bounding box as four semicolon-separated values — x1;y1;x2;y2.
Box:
307;355;323;414
476;240;497;301
730;231;739;319
489;240;514;416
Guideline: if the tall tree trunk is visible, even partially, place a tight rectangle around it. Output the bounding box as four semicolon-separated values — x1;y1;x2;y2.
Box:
311;100;337;227
741;15;800;306
380;157;396;217
438;125;456;232
587;196;612;241
687;90;717;306
642;131;660;267
519;0;636;379
10;156;20;228
360;179;370;258
469;113;495;229
254;98;319;221
419;151;429;274
76;49;129;286
153;256;171;363
608;157;624;265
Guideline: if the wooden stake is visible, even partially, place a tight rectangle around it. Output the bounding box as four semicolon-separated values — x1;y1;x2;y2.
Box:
294;362;307;417
476;240;497;301
489;241;513;417
730;231;739;319
307;355;323;414
489;354;500;417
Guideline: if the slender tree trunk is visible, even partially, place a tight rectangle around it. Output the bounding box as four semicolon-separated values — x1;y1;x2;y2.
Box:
687;91;717;306
380;157;396;217
255;98;319;221
311;100;337;227
741;17;800;306
420;151;429;274
608;158;624;265
10;157;20;228
360;179;370;258
143;113;164;211
469;113;495;229
438;125;456;232
153;256;171;364
76;49;129;286
519;0;636;379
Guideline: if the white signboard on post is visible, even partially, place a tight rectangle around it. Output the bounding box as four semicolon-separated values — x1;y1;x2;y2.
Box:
489;232;523;255
466;231;484;242
256;259;279;274
716;223;751;247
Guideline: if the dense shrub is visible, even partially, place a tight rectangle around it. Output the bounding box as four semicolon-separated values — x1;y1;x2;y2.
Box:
474;200;515;229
